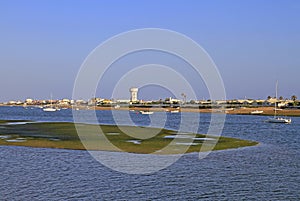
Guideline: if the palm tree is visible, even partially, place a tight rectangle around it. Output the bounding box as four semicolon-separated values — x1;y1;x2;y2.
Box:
291;95;297;106
267;96;272;100
279;96;284;100
181;93;186;104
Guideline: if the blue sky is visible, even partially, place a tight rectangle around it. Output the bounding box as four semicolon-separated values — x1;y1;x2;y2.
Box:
0;0;300;101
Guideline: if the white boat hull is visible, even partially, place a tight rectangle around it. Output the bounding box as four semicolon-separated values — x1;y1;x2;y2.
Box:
265;81;292;124
266;117;291;124
43;108;57;112
251;110;263;114
140;111;153;115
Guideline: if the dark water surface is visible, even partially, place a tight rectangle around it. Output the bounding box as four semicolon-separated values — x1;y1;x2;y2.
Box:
0;106;299;200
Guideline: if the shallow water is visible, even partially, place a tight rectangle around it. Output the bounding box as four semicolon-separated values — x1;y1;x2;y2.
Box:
0;106;299;200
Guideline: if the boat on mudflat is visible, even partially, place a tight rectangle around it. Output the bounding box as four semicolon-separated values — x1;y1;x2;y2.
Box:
251;110;263;115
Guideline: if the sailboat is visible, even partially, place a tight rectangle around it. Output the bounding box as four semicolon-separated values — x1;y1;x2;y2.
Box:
266;81;291;124
43;94;57;112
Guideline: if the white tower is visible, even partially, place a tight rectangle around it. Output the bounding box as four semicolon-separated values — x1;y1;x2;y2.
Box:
130;87;139;102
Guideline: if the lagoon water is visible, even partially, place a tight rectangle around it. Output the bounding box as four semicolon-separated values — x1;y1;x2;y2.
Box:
0;106;299;200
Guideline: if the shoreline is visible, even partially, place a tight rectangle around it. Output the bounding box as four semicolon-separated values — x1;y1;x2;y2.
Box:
2;104;300;117
74;106;300;117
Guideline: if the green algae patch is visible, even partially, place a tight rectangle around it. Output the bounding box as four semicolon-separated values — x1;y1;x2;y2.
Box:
0;120;258;154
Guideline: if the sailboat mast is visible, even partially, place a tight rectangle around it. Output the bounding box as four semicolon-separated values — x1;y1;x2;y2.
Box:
275;81;278;117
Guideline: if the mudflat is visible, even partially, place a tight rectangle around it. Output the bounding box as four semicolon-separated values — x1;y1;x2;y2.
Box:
0;120;258;154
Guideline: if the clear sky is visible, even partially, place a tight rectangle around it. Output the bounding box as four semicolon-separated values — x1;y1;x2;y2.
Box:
1;0;300;102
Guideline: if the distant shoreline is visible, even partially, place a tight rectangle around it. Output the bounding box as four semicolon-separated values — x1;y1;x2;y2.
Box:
93;106;300;116
1;105;300;117
112;106;300;117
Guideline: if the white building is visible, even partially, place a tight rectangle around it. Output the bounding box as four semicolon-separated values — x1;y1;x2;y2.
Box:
130;87;139;102
25;98;33;104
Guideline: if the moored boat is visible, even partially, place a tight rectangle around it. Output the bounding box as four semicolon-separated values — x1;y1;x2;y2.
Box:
43;107;57;112
43;94;57;112
266;81;291;124
266;117;291;124
140;111;154;115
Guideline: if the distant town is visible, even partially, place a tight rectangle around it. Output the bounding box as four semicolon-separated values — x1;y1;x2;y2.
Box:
1;87;299;109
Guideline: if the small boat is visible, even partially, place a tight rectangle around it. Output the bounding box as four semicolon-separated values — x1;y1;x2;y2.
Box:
140;111;154;115
43;107;57;112
43;94;57;112
251;110;263;114
170;110;180;113
266;117;291;124
266;81;291;124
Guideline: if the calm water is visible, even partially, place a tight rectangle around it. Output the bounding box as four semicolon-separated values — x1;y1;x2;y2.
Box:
0;106;299;200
